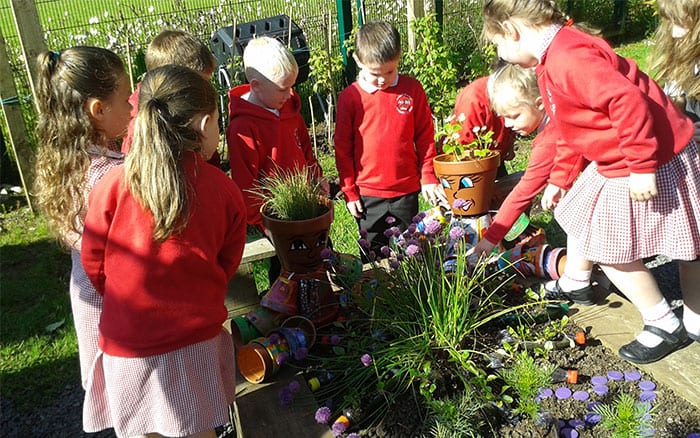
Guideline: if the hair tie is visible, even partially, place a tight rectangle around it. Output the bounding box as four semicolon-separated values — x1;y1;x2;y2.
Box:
49;50;61;66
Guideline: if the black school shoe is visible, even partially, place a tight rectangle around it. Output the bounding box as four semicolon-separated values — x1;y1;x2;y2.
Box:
618;324;692;365
543;280;595;306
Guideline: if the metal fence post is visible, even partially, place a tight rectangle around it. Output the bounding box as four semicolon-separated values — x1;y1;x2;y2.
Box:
335;0;356;85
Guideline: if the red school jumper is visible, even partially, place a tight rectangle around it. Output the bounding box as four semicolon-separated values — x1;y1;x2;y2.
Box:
451;76;516;158
334;75;439;203
81;151;247;358
226;84;321;226
538;26;693;190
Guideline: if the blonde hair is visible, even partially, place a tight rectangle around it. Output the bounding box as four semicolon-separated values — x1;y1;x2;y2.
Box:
354;21;401;64
488;63;541;114
243;36;297;83
125;65;216;242
34;46;125;244
145;29;216;74
649;0;700;100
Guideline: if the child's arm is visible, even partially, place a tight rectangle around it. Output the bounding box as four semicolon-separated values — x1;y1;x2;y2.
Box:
217;181;248;280
334;89;361;206
80;174;118;295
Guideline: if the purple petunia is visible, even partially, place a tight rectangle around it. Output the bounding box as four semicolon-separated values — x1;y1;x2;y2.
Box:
405;244;420;257
449;226;465;240
385;216;396;225
315;406;332;424
361;353;373;366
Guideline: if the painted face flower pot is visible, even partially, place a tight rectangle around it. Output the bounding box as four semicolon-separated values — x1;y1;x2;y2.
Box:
433;151;501;217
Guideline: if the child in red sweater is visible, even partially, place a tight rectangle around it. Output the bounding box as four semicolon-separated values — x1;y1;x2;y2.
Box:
81;65;247;437
334;21;446;258
451;66;516;177
121;29;221;166
33;47;131;396
484;0;700;364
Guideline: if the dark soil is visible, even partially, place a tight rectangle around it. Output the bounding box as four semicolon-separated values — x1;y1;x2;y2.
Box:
2;259;699;437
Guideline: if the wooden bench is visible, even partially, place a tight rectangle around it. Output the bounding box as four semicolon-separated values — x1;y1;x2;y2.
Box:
225;236;276;318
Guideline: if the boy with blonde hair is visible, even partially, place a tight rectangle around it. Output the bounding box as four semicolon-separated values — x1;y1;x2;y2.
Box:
226;36;323;228
334;21;445;259
121;29;218;164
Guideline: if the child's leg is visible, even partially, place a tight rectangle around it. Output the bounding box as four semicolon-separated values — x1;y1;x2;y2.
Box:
680;259;700;341
600;260;688;363
545;235;595;304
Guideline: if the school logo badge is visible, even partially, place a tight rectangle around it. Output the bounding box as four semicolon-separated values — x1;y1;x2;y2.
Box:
395;94;413;114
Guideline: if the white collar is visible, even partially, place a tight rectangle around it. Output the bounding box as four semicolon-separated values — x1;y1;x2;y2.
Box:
358;73;399;94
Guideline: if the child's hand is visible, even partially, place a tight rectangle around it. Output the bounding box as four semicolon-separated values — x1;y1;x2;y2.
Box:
421;183;448;206
346;200;364;218
541;184;566;210
468;238;497;257
629;172;657;201
319;178;331;196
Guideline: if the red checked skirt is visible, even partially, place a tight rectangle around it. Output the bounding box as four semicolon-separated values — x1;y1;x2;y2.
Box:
82;329;236;437
555;141;700;264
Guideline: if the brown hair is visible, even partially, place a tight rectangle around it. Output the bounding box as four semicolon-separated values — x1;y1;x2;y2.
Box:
649;0;700;100
125;65;217;241
354;21;401;64
145;29;216;74
34;46;125;245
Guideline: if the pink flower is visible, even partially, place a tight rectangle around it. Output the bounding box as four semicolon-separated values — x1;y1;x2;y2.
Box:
405;244;420;257
332;420;347;436
315;406;332;424
361;353;372;366
385;216;396;225
449;226;465;240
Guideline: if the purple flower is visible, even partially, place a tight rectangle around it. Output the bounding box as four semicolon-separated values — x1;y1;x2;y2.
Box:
278;386;293;406
424;219;441;235
358;238;371;250
389;260;401;270
348;434;360;438
383;228;395;238
320;247;332;259
332;420;347;436
294;347;308;361
359;229;368;238
275;351;289;366
405;244;420;257
385;216;396;225
393;227;402;237
452;198;467;210
315;406;332;424
361;353;373;366
288;380;300;393
412;212;426;224
330;335;341;345
407;224;417;234
368;250;376;261
380;245;391;257
449;226;465;240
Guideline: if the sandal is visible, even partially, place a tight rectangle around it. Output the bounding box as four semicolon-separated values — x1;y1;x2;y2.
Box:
543;280;595;306
618;324;691;365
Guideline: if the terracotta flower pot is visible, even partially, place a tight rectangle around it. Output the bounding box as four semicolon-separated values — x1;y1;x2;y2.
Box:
433;152;500;217
261;197;334;274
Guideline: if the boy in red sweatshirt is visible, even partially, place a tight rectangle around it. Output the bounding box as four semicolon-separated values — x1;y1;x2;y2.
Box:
334;21;446;259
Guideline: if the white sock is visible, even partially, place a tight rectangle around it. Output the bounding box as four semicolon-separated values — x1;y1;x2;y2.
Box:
683;304;700;338
558;269;591;292
637;299;681;347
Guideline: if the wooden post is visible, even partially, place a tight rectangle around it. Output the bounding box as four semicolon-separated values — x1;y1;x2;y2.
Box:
407;0;426;52
10;0;46;112
0;28;34;211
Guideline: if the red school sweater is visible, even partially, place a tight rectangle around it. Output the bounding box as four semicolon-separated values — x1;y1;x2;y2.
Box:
537;26;693;189
334;75;439;202
81;151;246;358
451;76;516;157
226;84;321;226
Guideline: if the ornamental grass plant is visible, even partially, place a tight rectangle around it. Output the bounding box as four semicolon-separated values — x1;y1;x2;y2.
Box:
250;165;328;221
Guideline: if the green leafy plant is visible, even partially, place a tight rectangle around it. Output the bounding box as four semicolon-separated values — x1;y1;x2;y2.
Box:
593;393;656;438
425;387;484;438
435;114;497;161
498;351;555;420
250;166;327;221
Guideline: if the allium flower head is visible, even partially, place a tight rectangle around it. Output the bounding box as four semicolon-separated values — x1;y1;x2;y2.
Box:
405;244;420;257
359;229;368;238
358;238;371;250
385;216;396;225
389;260;400;270
315;406;332;424
449;226;465;240
424;219;441;235
332;421;347;436
360;353;373;366
380;245;391;257
383;228;395;238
